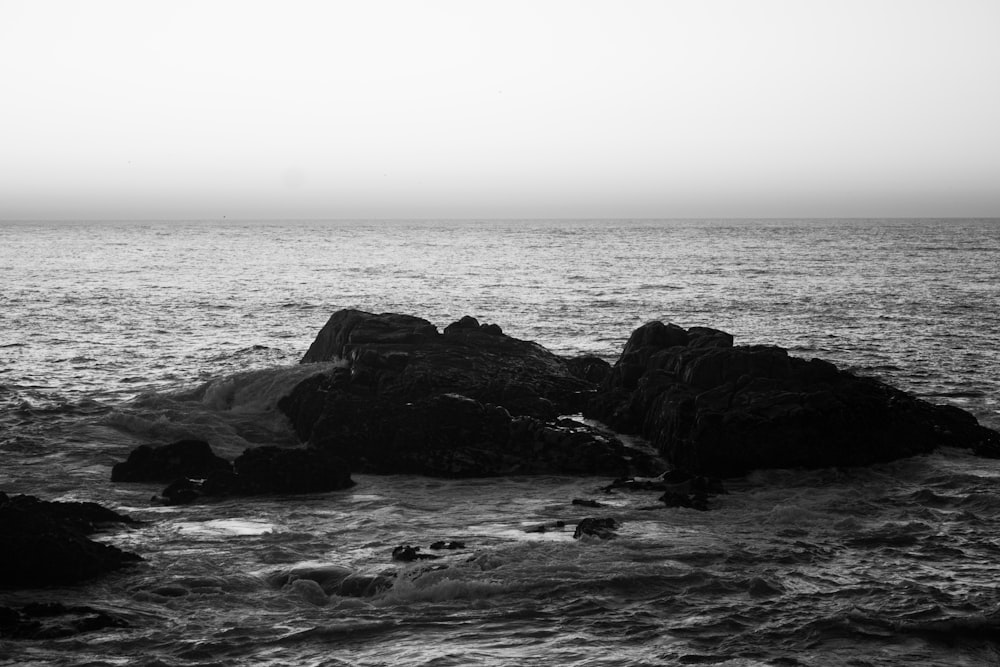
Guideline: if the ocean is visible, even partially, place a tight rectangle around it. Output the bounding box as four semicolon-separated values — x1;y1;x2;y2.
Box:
1;218;999;666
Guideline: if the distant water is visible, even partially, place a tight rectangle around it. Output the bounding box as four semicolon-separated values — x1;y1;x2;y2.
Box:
1;219;999;666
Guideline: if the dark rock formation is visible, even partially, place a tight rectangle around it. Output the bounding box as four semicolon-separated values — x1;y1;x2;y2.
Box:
0;492;141;588
392;545;440;562
294;310;592;417
564;355;613;384
111;439;231;482
279;310;660;477
0;602;130;639
149;446;354;505
586;320;1000;477
232;446;354;495
573;517;619;539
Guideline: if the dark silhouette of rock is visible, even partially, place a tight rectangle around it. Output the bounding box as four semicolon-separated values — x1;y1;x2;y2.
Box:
151;446;354;505
429;540;466;550
279;310;660;477
292;309;591;417
392;545;439;562
233;446;354;495
573;517;619;539
586;320;1000;477
110;439;232;482
0;602;130;639
0;493;140;588
564;355;613;384
572;498;604;508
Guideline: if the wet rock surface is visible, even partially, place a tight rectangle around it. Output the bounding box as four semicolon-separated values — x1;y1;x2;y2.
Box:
279;310;659;477
573;517;619;540
0;492;140;588
148;446;355;505
585;320;1000;477
110;439;231;483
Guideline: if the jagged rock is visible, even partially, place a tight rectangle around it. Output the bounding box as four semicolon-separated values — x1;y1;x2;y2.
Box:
564;355;613;384
573;517;619;539
586;320;1000;477
0;493;140;588
110;439;232;482
291;309;592;418
279;310;660;477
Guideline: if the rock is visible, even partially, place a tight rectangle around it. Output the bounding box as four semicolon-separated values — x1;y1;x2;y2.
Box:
0;493;141;588
429;540;466;550
152;446;354;504
233;446;354;495
586;320;1000;477
0;602;129;639
392;545;440;562
564;355;613;384
573;517;619;540
291;309;592;418
279;310;661;477
572;498;604;508
659;490;709;511
110;439;232;483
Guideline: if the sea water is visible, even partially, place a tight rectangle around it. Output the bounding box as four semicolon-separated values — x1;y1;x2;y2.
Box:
1;218;999;666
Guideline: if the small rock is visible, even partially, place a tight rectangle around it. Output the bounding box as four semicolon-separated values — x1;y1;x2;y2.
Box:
392;545;439;562
573;517;619;540
429;540;466;550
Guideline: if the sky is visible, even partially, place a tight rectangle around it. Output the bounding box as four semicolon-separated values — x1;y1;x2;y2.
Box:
2;0;999;220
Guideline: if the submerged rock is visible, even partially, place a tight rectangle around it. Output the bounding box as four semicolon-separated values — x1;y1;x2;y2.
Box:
586;320;1000;477
279;310;659;477
0;492;140;588
268;564;394;598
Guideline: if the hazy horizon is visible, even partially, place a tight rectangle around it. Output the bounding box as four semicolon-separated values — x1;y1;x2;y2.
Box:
3;0;999;221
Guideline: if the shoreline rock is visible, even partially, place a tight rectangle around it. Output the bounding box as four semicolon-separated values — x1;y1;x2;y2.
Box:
585;320;1000;477
267;310;1000;480
0;493;141;589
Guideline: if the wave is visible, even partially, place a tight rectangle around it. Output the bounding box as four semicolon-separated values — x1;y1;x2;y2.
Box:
102;362;342;457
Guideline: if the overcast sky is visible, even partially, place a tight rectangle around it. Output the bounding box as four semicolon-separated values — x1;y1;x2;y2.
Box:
2;0;999;220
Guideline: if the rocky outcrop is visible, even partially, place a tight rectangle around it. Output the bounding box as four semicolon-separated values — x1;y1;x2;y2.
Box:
295;309;593;418
0;493;140;588
279;310;659;477
111;439;231;482
586;321;1000;477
